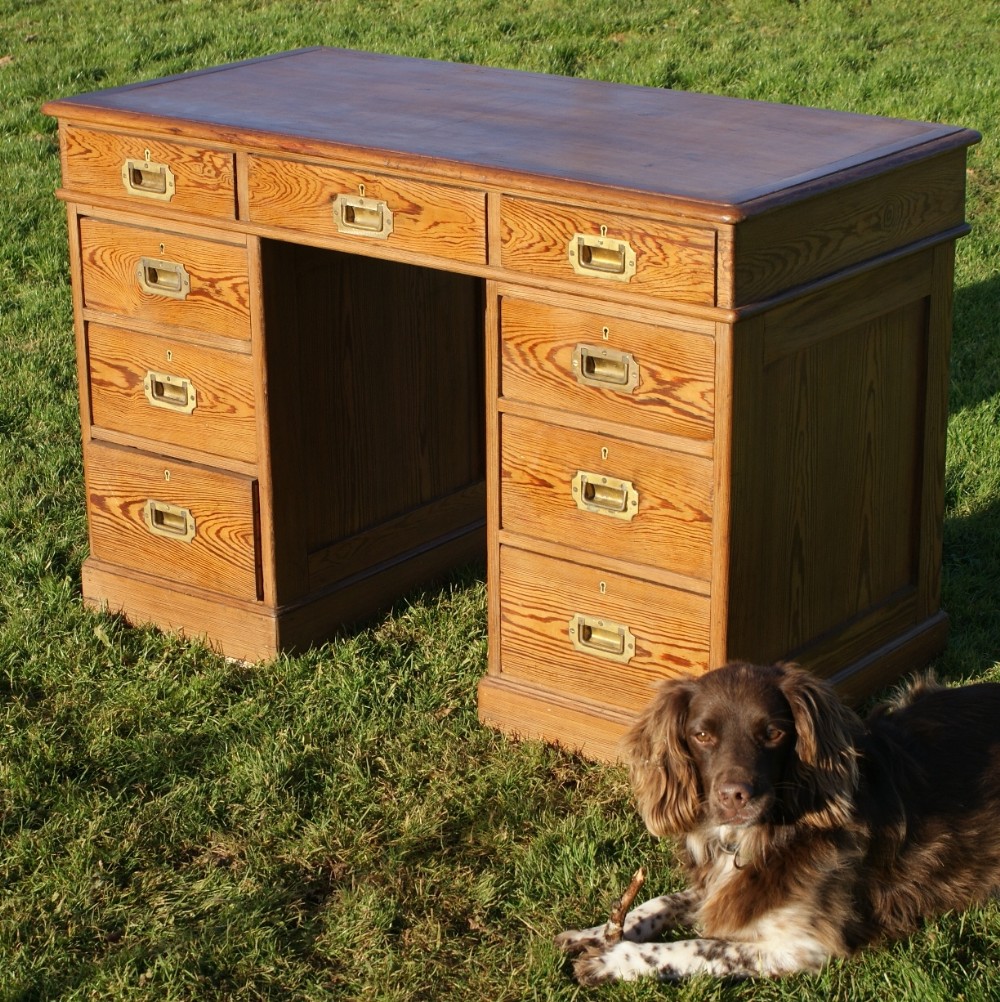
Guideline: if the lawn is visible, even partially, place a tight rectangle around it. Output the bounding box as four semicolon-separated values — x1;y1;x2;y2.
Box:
1;0;999;998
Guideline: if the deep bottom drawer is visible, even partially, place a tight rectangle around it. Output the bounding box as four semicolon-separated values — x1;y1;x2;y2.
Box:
85;441;261;601
498;545;710;712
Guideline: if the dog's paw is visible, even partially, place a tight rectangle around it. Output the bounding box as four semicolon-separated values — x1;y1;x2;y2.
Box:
553;924;609;956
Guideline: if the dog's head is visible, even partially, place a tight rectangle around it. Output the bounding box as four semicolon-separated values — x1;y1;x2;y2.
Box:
624;662;861;837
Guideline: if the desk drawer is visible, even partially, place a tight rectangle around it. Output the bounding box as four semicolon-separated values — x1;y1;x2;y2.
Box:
85;442;261;602
61;126;236;219
499;546;709;712
500;196;716;305
79;218;250;341
501;414;713;580
246;155;487;264
87;323;257;463
500;295;714;441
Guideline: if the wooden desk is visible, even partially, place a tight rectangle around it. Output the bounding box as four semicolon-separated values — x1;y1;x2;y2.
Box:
44;47;980;758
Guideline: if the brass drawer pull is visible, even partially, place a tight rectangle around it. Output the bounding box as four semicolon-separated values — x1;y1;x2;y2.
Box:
121;156;176;201
567;229;637;282
142;499;196;542
569;614;636;664
571;471;639;520
572;344;639;393
143;371;197;414
332;192;394;239
136;257;190;300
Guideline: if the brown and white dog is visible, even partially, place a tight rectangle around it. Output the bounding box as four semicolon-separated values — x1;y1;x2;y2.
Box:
555;662;1000;984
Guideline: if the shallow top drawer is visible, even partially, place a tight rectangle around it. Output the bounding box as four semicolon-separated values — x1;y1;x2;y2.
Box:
79;217;250;341
500;196;716;306
246;155;487;264
60;127;236;219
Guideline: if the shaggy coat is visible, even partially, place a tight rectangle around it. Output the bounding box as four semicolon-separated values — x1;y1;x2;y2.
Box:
555;662;1000;984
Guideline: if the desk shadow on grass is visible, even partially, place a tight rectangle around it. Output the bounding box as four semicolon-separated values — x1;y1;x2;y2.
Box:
949;270;1000;416
938;499;1000;682
936;271;1000;680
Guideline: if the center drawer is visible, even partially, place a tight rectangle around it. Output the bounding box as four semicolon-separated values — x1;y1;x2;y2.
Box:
246;155;487;264
84;441;261;602
501;414;713;580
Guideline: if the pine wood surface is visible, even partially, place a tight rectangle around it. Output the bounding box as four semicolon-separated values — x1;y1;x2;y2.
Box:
497;545;710;712
86;322;258;463
499;196;716;304
79;217;251;339
84;441;261;602
42;48;980;757
498;293;715;441
42;47;978;219
61;125;236;219
500;414;713;581
246;154;487;264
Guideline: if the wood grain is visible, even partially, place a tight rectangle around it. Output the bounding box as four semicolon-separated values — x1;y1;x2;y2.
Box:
500;413;713;580
732;150;970;306
85;441;261;601
500;195;716;305
246;154;486;264
499;293;714;441
498;545;710;712
44;47;979;220
82;558;278;662
61;125;236;219
79;217;250;339
256;240;485;605
726;284;929;663
87;322;257;463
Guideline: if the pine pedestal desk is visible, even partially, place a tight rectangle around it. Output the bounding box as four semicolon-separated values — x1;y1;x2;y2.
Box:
44;48;980;760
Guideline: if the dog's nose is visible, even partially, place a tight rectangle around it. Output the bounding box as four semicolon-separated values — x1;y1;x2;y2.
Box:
717;782;754;811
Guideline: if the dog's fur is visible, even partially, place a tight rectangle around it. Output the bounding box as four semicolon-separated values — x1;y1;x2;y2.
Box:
555;661;1000;984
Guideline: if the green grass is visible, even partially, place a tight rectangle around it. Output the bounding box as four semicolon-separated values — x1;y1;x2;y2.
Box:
1;0;999;998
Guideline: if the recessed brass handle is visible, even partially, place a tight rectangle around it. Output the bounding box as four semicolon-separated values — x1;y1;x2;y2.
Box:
142;499;196;542
143;371;197;414
136;257;190;300
332;193;394;238
572;344;639;393
567;230;637;282
571;471;639;521
569;614;636;664
121;157;176;201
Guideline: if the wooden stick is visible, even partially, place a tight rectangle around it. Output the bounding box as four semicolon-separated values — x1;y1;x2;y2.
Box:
604;866;647;944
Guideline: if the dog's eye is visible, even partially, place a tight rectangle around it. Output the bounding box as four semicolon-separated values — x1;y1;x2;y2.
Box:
764;725;785;744
691;730;714;746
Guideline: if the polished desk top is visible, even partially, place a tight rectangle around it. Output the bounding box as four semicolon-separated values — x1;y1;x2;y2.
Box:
43;46;980;221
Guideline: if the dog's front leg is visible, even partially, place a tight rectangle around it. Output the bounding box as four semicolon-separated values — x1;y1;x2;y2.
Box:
554;888;701;955
573;936;828;984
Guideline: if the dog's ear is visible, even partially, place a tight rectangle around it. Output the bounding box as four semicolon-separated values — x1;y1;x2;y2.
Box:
624;676;702;837
778;664;861;828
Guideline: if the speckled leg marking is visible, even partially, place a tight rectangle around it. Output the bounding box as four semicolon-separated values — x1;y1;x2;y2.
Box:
554;889;701;956
572;939;761;984
571;935;829;985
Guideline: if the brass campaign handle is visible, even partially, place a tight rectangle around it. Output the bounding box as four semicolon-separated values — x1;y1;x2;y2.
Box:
332;184;394;239
568;614;636;664
142;499;196;542
121;153;176;201
567;227;636;282
143;371;197;414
